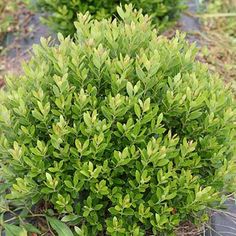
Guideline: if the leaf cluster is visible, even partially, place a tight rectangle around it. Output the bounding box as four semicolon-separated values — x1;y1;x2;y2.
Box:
0;5;235;235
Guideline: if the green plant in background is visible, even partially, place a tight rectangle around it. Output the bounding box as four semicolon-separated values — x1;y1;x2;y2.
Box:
201;0;236;37
0;0;17;44
29;0;186;36
0;4;236;235
0;0;20;85
0;0;20;54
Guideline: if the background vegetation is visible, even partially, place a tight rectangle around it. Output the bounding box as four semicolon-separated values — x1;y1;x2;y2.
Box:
198;0;236;92
29;0;186;36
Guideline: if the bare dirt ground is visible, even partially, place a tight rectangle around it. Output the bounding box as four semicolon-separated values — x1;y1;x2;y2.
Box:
0;2;52;87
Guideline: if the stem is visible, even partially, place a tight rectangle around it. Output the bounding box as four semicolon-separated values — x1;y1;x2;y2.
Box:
46;218;56;236
3;217;17;224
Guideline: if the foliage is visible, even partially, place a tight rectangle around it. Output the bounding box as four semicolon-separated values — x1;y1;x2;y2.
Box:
0;178;42;235
0;5;236;235
29;0;186;36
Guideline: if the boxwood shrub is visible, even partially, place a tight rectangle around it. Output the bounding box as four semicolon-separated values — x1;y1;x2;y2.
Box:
30;0;186;36
0;5;236;235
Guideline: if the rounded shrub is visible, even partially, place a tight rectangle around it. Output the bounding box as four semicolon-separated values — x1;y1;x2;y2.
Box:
30;0;185;36
0;5;236;235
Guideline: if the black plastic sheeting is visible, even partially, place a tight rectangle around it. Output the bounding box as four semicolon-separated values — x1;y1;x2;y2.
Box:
206;200;236;236
179;0;201;44
3;12;53;65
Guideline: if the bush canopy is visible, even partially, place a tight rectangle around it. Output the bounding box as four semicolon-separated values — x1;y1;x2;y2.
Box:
0;5;235;235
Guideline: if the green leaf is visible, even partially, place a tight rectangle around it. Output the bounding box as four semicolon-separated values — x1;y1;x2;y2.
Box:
126;82;133;97
117;6;125;19
32;109;44;121
124;208;134;215
61;215;80;222
156;159;169;167
74;225;88;236
143;98;151;112
94;204;103;210
4;224;27;236
189;111;202;120
108;207;119;215
47;217;74;236
134;104;141;118
157;113;163;125
23;223;41;234
64;180;73;188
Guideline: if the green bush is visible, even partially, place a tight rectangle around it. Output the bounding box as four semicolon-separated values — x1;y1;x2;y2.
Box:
30;0;186;35
0;5;235;235
0;0;18;45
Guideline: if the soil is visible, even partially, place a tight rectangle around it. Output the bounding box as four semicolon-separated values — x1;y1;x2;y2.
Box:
0;2;52;88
